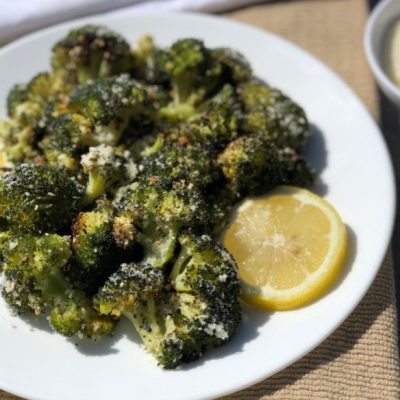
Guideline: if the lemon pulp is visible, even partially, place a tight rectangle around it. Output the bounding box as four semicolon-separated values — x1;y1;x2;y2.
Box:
223;186;347;310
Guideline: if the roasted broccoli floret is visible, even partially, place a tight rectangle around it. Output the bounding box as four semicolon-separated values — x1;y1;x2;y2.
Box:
80;144;137;203
49;293;117;340
69;207;118;292
0;119;40;166
131;35;164;84
0;164;82;233
169;233;241;350
217;136;315;197
194;84;242;148
276;147;316;188
1;234;116;339
1;234;71;315
95;233;241;368
7;71;70;128
155;39;225;121
157;84;242;152
0;231;12;270
113;182;209;268
51;25;133;84
238;80;310;152
211;48;252;84
69;75;149;145
138;144;220;191
39;114;91;171
156;39;209;104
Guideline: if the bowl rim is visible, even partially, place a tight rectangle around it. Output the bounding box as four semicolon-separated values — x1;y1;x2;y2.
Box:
364;0;400;100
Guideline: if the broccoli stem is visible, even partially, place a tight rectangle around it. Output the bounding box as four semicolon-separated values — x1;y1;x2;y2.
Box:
83;171;107;204
169;245;191;291
35;269;71;299
124;298;163;349
158;103;196;122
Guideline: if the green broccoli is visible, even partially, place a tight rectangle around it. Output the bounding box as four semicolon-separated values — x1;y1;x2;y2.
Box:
39;114;91;172
95;233;241;368
68;75;150;145
113;183;209;268
155;39;225;121
156;39;209;104
217;135;315;197
0;119;40;166
0;164;83;233
1;234;116;339
7;71;71;128
138;144;220;192
80;144;137;204
51;25;134;84
157;84;242;152
69;207;118;292
276;147;316;188
131;35;165;84
211;47;252;84
238;80;311;152
0;231;12;271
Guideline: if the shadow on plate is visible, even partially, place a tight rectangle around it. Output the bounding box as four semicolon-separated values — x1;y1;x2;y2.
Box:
20;313;55;334
67;318;142;357
68;304;270;363
177;304;270;371
306;123;328;196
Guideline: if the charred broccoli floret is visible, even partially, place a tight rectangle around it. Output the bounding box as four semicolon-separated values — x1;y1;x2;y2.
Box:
157;84;242;152
69;75;149;145
239;80;310;152
194;84;242;148
6;73;51;126
95;233;241;368
155;39;225;121
217;136;315;197
0;164;82;233
1;234;116;339
0;231;12;270
0;120;40;166
1;234;72;315
131;35;167;85
276;147;316;188
138;144;220;191
49;293;117;340
156;39;209;105
113;182;209;268
51;25;133;84
211;47;252;84
39;114;91;171
169;233;241;349
81;144;137;203
7;71;70;128
69;207;119;292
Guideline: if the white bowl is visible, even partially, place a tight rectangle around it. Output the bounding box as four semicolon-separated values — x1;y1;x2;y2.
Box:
365;0;400;106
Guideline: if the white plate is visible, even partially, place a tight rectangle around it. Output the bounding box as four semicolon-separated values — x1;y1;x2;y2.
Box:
0;12;395;400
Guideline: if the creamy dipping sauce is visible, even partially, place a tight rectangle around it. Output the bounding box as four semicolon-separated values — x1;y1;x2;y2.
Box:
383;19;400;87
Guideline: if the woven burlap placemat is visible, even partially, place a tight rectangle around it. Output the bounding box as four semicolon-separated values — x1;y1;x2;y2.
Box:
1;1;399;399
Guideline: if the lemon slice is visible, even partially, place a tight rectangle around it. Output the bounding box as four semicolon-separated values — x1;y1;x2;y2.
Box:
223;186;347;310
